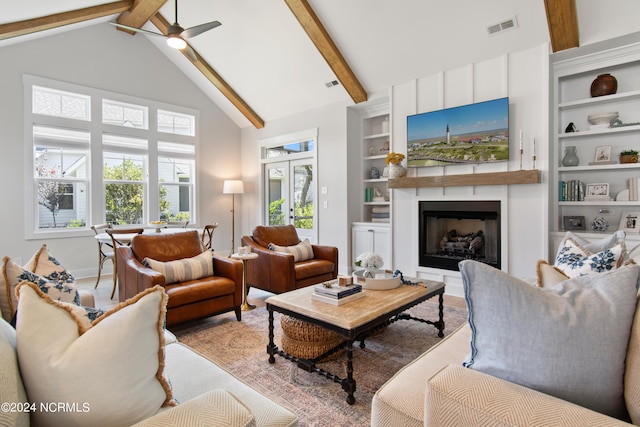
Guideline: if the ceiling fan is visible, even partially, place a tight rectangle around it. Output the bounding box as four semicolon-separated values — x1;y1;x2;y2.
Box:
111;0;221;61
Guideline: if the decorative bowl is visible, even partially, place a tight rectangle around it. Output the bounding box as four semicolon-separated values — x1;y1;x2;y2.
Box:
352;270;401;290
587;112;618;126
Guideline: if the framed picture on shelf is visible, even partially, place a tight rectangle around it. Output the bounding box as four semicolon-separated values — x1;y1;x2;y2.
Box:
594;145;612;163
619;212;640;234
563;215;586;231
586;183;609;197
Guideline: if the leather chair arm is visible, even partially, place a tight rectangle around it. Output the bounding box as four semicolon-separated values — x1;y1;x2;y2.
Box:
241;236;296;292
117;247;165;301
212;254;243;286
312;244;338;262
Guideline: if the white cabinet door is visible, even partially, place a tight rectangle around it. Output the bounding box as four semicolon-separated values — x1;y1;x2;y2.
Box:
352;224;391;270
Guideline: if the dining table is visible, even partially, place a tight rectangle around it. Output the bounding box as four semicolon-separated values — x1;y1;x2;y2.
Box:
94;227;196;245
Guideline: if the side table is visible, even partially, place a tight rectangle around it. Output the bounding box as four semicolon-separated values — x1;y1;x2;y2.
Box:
230;252;258;311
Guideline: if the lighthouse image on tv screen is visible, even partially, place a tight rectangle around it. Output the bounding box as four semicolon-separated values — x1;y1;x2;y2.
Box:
406;97;509;167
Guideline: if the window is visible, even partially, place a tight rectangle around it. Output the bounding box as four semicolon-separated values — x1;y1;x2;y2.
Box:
25;75;199;238
33;126;90;229
158;141;195;222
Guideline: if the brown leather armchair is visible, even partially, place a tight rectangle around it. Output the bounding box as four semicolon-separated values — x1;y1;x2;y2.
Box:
241;225;338;294
116;230;243;327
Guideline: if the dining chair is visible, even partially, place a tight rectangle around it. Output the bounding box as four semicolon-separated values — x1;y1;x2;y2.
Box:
165;220;189;228
91;223;114;289
201;223;218;250
106;228;144;299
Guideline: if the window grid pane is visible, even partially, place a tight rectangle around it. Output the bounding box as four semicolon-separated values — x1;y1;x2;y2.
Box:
158;110;195;136
102;99;148;129
33;86;90;120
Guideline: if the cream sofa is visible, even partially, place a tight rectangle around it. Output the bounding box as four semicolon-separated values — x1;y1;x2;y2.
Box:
372;259;640;426
0;316;298;426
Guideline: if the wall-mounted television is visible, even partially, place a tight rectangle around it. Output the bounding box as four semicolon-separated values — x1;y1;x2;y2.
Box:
407;97;509;168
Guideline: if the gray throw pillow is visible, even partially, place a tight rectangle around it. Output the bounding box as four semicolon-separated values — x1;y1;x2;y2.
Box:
460;260;640;420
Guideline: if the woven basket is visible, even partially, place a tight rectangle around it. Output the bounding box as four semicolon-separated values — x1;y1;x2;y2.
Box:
280;315;344;359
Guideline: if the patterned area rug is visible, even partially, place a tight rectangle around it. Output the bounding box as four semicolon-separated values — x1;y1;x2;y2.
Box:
171;300;468;426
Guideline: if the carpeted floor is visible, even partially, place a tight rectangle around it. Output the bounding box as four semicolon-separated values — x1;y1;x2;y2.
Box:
170;299;468;427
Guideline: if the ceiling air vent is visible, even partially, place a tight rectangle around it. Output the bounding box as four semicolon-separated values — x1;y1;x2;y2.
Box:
325;80;339;88
487;16;518;36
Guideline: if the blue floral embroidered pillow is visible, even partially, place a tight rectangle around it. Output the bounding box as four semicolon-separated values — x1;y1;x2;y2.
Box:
554;238;625;278
1;255;80;323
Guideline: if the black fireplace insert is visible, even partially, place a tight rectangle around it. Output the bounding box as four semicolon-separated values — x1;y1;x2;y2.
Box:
419;200;501;271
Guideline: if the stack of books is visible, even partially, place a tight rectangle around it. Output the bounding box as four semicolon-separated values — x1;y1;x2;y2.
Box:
312;281;364;306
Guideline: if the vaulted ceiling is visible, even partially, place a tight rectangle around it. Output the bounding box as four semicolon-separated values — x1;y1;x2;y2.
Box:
2;1;640;128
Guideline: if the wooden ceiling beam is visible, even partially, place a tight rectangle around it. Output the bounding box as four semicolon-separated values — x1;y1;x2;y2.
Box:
116;0;167;34
0;1;133;41
284;0;367;104
544;0;579;52
150;13;265;129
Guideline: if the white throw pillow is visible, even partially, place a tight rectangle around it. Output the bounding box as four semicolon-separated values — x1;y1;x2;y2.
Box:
143;250;214;285
268;239;314;262
554;238;625;278
15;282;173;427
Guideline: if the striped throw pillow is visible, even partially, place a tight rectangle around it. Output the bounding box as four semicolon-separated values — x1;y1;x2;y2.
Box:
143;251;214;285
268;239;314;262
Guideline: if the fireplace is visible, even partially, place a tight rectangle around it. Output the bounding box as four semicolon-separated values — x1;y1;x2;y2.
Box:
419;200;501;271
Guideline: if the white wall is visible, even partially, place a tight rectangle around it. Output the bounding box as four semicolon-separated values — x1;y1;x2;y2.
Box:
390;44;550;296
0;23;241;277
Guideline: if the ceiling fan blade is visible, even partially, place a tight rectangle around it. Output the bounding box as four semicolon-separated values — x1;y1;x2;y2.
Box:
183;45;198;62
110;22;165;38
181;21;221;39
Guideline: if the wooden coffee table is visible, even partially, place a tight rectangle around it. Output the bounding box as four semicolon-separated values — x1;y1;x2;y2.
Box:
265;280;445;404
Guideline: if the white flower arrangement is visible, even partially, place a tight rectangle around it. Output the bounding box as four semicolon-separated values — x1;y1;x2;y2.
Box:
355;252;384;270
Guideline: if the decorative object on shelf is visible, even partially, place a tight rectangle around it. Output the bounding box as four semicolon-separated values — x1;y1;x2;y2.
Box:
590;73;618;97
563;216;586;231
585;183;610;201
382;166;389;177
619;211;640;234
594;145;612;163
565;122;577;133
587;111;619;129
591;217;610;232
369;166;380;179
562;146;580;167
620;149;639;164
381;116;390;134
386;152;406;178
355;252;383;278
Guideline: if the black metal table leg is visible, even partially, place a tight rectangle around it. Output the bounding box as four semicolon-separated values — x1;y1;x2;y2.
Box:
342;340;356;404
267;306;276;363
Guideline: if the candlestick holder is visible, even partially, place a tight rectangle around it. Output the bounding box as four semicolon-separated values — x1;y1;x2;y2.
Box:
519;148;524;170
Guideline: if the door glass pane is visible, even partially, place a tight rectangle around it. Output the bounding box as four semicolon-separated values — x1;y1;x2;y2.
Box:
293;163;313;230
267;166;286;226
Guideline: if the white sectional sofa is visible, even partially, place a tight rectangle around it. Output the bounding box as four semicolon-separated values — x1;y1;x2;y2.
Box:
372;258;640;426
0;310;298;427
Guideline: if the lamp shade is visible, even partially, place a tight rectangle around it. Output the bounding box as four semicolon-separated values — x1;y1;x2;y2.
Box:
223;180;244;194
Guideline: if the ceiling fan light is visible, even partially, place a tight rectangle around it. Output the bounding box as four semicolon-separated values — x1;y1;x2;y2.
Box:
167;35;187;50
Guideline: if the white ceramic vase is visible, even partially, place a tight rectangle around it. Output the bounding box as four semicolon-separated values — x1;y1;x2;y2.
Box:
388;163;406;178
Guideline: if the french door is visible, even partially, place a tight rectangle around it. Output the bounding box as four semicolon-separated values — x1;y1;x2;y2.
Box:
264;158;315;242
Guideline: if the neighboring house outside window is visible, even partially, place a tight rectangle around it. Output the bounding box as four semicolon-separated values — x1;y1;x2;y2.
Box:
24;75;199;239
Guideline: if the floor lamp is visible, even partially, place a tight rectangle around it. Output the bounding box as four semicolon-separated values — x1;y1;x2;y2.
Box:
223;180;244;254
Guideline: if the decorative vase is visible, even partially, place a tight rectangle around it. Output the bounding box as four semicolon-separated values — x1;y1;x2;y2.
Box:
591;217;609;232
590;73;618;97
369;166;380;179
562;146;579;167
621;154;639;164
388;162;406;178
